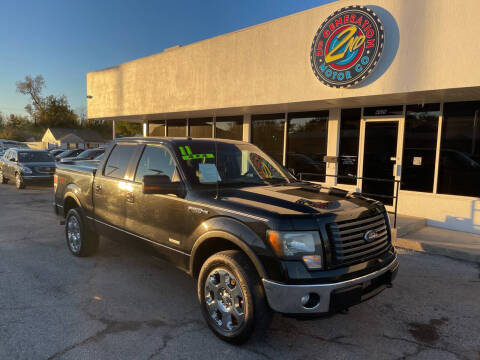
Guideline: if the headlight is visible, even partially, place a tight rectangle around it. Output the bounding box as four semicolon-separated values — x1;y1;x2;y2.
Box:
267;230;323;269
21;166;32;175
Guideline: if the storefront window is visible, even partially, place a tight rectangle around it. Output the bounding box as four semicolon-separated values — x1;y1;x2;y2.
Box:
438;101;480;197
251;114;285;165
167;119;187;137
149;120;166;136
338;108;361;185
215;116;243;141
189;117;213;138
364;105;403;117
286;111;328;181
401;104;440;192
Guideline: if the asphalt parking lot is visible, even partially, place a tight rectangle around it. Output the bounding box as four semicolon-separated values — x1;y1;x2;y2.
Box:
0;184;479;360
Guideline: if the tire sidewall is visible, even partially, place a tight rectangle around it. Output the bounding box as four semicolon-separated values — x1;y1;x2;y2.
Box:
65;209;84;256
198;254;256;343
15;173;24;189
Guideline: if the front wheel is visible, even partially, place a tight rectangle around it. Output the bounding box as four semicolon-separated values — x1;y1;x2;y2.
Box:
15;173;25;189
65;208;99;257
198;250;272;344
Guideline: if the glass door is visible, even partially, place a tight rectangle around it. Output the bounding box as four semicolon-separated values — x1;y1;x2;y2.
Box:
358;118;404;207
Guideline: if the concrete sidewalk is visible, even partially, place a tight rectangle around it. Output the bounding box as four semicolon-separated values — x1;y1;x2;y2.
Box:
393;226;480;263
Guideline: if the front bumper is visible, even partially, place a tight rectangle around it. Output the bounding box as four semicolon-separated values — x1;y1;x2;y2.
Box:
23;175;54;184
262;256;398;314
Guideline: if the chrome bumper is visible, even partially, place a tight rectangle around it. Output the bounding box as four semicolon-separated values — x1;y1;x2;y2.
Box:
262;256;398;314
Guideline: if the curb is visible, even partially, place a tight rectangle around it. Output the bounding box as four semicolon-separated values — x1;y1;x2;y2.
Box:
394;237;480;264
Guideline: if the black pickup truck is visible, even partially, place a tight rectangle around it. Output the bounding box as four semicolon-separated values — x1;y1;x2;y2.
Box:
54;137;398;343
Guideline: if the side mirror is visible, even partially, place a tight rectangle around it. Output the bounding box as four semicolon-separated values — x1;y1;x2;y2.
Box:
142;175;185;197
288;168;296;176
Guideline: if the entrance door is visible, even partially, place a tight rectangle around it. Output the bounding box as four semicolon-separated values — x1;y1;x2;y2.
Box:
360;121;402;206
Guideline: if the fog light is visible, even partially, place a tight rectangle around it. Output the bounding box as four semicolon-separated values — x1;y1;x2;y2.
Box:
301;294;310;306
301;293;320;309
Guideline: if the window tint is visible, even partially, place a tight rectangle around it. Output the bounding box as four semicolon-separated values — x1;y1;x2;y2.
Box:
104;144;137;179
215;116;243;140
135;145;177;183
149;120;166;136
286;111;329;182
438;101;480;197
251;114;285;165
338;108;361;184
167;119;187;137
401;104;440;192
189;118;213;138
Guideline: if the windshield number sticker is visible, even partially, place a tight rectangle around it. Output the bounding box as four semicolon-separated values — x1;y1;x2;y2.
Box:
179;146;214;161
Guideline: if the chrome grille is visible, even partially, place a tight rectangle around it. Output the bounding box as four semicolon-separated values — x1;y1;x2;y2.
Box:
327;213;390;266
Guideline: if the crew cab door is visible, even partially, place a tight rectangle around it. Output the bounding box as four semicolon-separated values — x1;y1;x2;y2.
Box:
93;143;138;234
124;144;189;262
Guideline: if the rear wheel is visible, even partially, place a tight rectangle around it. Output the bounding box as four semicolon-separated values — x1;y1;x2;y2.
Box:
198;250;272;344
15;173;25;189
65;208;99;257
0;170;7;184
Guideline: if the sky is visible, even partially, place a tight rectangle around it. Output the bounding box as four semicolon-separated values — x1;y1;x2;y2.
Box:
0;0;334;117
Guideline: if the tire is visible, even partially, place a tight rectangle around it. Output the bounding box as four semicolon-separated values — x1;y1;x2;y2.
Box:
0;170;7;184
65;208;99;257
197;250;273;344
15;173;25;189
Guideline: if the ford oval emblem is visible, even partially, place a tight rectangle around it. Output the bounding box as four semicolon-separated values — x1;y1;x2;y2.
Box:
364;230;378;242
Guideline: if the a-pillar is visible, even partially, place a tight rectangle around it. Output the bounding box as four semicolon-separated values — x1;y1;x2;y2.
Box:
325;108;341;187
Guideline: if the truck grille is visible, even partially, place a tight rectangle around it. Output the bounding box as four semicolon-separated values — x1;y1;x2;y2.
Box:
327;213;390;266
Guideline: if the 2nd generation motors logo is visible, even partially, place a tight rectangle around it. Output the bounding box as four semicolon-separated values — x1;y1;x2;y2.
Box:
310;5;384;88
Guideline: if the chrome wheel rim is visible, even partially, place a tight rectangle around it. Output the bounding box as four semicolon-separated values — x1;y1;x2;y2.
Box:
204;268;245;332
67;216;81;253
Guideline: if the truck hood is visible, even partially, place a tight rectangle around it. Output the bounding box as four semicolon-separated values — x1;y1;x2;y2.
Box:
210;183;377;217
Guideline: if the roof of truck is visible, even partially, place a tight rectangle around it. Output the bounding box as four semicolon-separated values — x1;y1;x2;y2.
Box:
116;137;246;145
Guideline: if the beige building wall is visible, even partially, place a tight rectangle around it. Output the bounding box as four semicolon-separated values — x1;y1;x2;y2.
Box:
87;0;480;120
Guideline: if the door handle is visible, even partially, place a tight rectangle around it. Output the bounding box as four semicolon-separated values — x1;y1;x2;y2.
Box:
95;184;102;193
126;192;134;203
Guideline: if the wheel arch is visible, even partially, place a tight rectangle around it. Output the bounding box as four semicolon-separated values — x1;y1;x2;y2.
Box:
190;231;267;280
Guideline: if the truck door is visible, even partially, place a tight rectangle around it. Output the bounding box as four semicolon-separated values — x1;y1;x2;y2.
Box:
124;144;189;264
93;143;138;234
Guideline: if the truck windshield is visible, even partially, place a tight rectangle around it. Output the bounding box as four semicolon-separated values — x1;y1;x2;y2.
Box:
18;152;53;163
174;141;294;187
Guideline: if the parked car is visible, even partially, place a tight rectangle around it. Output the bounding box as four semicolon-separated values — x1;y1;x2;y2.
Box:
0;139;28;157
60;148;104;163
0;148;56;189
54;138;398;343
55;149;84;161
49;149;65;157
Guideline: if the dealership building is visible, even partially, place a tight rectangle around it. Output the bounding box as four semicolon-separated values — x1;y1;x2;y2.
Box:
86;0;480;235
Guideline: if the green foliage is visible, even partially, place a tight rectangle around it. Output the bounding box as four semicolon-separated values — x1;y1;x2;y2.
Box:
36;95;78;128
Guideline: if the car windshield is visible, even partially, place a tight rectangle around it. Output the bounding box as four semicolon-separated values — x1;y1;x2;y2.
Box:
173;141;295;187
18;151;53;163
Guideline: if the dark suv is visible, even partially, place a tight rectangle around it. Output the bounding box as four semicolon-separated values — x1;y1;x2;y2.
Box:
0;148;56;189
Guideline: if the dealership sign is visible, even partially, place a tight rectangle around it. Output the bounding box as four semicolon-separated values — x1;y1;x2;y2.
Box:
310;6;384;88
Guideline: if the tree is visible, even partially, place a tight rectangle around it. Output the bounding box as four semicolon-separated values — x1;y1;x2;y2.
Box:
36;95;78;128
16;75;46;125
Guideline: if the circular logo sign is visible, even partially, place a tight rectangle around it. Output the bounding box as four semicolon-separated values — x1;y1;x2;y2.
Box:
310;6;384;88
